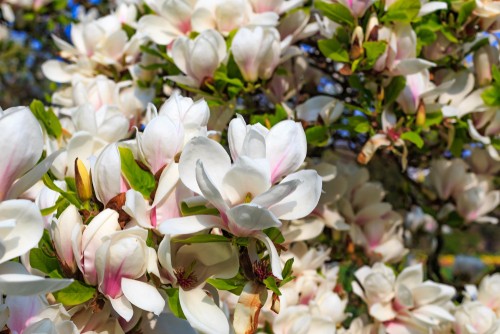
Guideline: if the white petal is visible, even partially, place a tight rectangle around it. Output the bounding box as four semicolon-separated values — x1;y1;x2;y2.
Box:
122;278;165;315
393;59;435;76
123;189;152;229
196;161;229;213
254;232;282;279
226;204;281;234
138;15;181;45
268;170;322;220
41;60;73;83
0;200;43;264
419;2;447;16
221;157;271;206
228;114;247;161
179;136;231;194
159;215;223;235
251;179;301;208
153;163;181;207
109;295;134;322
179;287;230;334
0;262;72;295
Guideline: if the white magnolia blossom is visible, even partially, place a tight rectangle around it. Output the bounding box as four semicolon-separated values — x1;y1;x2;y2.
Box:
231;26;282;82
353;263;456;333
160;116;322;279
169;29;227;87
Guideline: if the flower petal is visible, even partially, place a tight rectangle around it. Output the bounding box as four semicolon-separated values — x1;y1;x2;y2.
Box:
159;215;223;235
268;170;322;220
179;286;230;334
179;136;231;194
122;277;165;315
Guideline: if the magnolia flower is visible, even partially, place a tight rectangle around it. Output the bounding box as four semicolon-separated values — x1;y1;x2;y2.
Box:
95;227;164;321
92;143;128;206
468;110;500;160
427;158;468;201
454;301;500;334
160;117;322;278
374;24;435;76
231;27;281;82
169;29;227;88
454;174;500;224
353;263;456;332
438;71;487;119
474;274;500;316
155;236;238;333
196;0;279;35
72;209;121;285
467;148;500;176
296;96;344;126
138;0;197;45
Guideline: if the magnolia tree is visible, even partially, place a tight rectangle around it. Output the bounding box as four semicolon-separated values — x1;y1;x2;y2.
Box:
0;0;500;332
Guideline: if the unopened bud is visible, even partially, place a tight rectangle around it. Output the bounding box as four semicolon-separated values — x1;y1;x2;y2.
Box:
416;101;426;127
350;26;364;60
366;13;379;41
75;158;92;202
474;45;499;86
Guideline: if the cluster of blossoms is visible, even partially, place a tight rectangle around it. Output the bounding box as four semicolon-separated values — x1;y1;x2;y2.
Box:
0;0;500;332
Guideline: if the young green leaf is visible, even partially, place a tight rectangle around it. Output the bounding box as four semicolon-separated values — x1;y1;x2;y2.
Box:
53;280;96;306
401;131;424;148
118;147;156;198
315;1;355;27
318;38;350;63
382;0;421;23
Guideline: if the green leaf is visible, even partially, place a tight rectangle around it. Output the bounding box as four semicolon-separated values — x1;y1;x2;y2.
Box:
305;126;330;146
118;147;156;198
315;1;355;27
401;131;424;148
382;0;421;22
457;0;475;25
385;76;406;105
263;227;285;244
250;104;288;128
354;122;370;133
180;202;219;216
416;28;437;46
30;248;60;274
206;278;239;291
30;100;62;139
282;258;294;280
214;70;244;88
165;288;186;319
424;112;443;127
318;38;349;63
481;86;500;107
492;65;500;83
53;280;96;306
42;174;82;209
171;234;230;244
363;41;387;68
263;276;281;295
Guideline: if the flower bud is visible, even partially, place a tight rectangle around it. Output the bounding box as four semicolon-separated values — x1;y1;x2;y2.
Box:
474;44;499;86
75;158;92;202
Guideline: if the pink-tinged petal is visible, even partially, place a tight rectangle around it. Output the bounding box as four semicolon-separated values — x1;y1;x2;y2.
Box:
122;278;165;315
196;161;229;213
109;295;134;322
123;189;152;229
5;295;43;333
226;204;281;235
152;163;180;208
0;262;72;295
0;107;43;201
268;170;322;220
265;120;307;182
369;302;396;322
92;143;122;205
141;116;184;174
81;209;121;285
179;287;231;334
221;157;271;206
6;149;64;200
0;200;43;264
157;236;175;282
254;232;282;279
158;215;223;236
179;136;231;194
51;205;81;273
